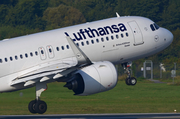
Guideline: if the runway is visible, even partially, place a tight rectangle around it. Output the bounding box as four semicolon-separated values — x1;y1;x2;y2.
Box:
1;113;180;119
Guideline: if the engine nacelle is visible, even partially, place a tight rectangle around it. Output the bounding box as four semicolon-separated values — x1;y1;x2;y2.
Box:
64;61;118;95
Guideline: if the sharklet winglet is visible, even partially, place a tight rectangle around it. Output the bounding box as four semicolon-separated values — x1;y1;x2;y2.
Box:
66;36;92;66
116;12;120;18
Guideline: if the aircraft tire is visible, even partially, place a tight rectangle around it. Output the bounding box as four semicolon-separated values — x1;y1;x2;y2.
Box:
130;77;137;86
125;77;137;85
35;100;47;114
125;78;131;85
28;100;37;113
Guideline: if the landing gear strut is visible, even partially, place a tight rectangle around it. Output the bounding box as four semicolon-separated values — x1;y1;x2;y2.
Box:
28;82;47;114
122;62;137;86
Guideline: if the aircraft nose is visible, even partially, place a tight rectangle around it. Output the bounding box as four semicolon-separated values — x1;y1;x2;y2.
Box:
166;29;173;44
162;28;173;45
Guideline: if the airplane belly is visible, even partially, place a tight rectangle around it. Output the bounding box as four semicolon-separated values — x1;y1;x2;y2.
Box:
0;75;26;92
101;48;119;62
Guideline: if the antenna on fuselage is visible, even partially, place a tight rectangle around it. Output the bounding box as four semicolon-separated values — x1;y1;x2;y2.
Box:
116;12;120;17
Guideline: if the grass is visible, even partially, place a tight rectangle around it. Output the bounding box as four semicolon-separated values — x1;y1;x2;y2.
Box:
0;80;180;115
159;76;180;85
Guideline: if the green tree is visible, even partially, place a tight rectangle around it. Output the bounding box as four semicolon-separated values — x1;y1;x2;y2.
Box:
0;0;18;6
0;4;9;24
43;4;86;30
5;0;48;30
160;0;180;30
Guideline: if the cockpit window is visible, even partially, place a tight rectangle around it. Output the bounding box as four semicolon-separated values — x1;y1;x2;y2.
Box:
150;23;160;31
154;23;159;30
150;24;155;31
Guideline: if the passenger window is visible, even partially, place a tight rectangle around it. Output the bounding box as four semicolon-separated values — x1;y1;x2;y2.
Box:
121;34;124;38
0;59;2;63
101;38;104;42
61;46;64;50
91;40;94;44
86;41;89;45
15;56;18;60
66;45;69;49
111;36;114;40
126;33;129;37
49;48;52;53
150;24;155;31
5;58;8;62
106;37;109;41
10;57;13;61
25;53;28;58
56;47;59;51
116;35;119;39
41;50;44;54
81;42;84;46
35;51;38;56
20;55;23;59
76;43;79;46
96;39;99;43
30;52;33;57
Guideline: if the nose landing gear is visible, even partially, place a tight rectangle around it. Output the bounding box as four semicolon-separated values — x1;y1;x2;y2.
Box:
125;77;137;85
122;62;137;86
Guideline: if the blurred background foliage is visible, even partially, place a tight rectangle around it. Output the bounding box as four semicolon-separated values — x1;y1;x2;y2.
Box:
0;0;179;64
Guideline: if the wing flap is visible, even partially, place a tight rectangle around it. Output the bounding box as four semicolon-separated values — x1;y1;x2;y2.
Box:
10;58;78;86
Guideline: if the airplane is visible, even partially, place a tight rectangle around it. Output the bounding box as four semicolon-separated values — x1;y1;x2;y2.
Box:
0;13;173;114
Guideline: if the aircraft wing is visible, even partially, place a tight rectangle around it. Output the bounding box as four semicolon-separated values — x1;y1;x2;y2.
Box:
10;58;77;86
11;36;92;87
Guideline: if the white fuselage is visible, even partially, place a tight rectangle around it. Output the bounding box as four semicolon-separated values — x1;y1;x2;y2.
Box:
0;16;173;92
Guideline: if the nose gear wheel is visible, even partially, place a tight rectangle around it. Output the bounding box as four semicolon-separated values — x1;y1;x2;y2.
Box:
122;62;137;86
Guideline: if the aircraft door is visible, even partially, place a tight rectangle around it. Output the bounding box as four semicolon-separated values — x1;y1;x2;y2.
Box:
38;47;47;60
128;21;144;45
46;45;54;59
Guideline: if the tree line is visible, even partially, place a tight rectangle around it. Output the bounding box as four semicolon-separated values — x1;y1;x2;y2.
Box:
0;0;180;64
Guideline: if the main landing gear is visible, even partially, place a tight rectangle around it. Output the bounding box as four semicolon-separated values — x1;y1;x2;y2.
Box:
122;62;137;86
28;82;47;114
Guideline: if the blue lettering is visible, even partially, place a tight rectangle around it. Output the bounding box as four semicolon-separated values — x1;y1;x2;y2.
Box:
118;23;127;31
65;32;69;36
84;29;93;38
65;23;127;41
65;32;76;41
80;29;86;39
111;25;119;33
98;27;106;36
104;26;113;34
73;32;82;41
88;28;99;37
